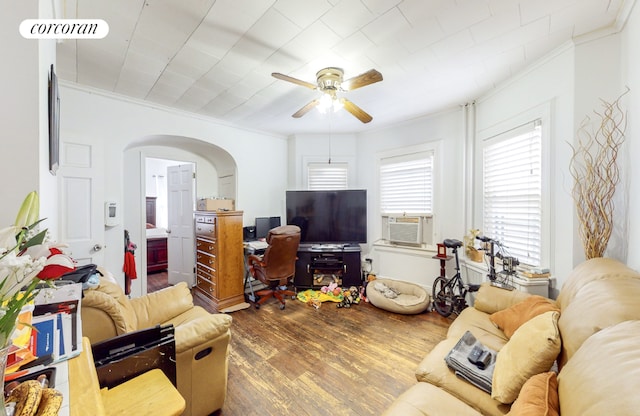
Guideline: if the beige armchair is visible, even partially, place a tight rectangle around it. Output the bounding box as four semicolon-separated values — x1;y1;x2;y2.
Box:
81;270;232;416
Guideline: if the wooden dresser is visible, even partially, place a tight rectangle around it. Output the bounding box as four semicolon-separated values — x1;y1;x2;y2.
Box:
194;210;244;311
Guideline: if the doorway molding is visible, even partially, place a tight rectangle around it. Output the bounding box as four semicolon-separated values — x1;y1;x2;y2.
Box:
124;134;238;297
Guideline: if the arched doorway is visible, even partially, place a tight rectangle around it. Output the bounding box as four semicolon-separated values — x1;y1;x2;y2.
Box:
124;135;238;297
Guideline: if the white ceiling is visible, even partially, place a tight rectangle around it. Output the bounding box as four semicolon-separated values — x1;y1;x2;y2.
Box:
57;0;632;136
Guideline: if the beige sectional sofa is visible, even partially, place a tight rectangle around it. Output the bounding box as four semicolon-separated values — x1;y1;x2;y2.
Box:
383;257;640;415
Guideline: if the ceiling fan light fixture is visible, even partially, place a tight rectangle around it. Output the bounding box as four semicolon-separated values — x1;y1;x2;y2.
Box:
317;93;333;113
272;67;382;123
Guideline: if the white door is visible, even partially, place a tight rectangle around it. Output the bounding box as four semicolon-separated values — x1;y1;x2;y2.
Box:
58;139;105;266
167;164;195;286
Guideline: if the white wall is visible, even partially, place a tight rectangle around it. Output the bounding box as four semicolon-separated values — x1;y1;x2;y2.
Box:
144;152;218;200
573;34;627;266
60;85;288;283
288;133;358;190
0;0;56;231
474;43;576;296
356;108;464;289
623;3;640;270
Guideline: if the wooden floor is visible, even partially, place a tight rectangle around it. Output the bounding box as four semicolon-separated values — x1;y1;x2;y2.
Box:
147;272;453;416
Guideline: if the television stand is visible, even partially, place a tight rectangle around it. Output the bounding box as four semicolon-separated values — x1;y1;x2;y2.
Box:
294;244;362;289
310;243;346;250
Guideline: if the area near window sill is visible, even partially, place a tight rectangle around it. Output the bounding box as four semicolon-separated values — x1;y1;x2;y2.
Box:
372;239;436;256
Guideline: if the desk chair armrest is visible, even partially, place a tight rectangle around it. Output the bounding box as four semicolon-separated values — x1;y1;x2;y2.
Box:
247;254;265;267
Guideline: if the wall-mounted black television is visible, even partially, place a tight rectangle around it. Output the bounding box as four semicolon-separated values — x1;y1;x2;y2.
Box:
286;190;367;244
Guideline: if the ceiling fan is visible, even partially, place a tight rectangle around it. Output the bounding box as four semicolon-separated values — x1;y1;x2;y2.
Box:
271;67;383;123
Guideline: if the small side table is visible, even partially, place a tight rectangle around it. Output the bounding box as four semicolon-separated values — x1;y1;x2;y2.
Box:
432;254;453;277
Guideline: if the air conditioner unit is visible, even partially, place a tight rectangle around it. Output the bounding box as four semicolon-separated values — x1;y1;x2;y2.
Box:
388;216;422;245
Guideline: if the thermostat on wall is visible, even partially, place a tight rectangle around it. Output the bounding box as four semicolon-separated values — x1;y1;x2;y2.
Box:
104;201;119;227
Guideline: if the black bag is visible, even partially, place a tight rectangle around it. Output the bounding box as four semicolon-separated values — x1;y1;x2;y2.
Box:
59;263;98;284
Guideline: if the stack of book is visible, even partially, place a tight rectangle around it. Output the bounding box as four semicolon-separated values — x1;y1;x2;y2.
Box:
5;282;83;381
517;265;551;279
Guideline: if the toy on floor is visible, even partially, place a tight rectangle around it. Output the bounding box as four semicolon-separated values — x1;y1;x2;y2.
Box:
337;286;361;308
374;281;400;299
321;281;342;297
359;285;368;303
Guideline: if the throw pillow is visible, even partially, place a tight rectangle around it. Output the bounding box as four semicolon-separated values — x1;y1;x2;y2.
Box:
490;295;560;338
507;372;559;416
491;311;561;404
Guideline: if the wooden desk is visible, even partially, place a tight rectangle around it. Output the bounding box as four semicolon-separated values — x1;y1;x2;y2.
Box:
68;338;185;416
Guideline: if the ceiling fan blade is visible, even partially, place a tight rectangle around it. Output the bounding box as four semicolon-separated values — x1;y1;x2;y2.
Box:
342;99;373;123
292;100;320;118
272;72;317;90
341;69;383;91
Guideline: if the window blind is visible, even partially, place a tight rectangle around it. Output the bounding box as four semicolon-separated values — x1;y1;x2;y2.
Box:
482;120;542;266
380;152;433;214
307;162;348;190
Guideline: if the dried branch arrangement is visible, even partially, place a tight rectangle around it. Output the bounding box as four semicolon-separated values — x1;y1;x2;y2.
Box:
569;88;629;259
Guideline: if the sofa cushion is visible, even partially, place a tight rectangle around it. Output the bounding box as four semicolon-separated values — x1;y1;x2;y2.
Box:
473;283;532;315
491;311;561;404
131;282;195;329
489;295;559;338
447;307;509;353
169;308;232;352
555;257;640;310
557;277;640;367
557;320;640;416
382;382;483;416
415;337;511;416
83;278;138;333
507;372;559;416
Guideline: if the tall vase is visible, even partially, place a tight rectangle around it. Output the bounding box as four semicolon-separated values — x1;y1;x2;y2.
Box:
0;345;9;416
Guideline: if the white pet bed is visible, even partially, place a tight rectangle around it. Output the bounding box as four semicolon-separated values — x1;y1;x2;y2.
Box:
366;278;430;314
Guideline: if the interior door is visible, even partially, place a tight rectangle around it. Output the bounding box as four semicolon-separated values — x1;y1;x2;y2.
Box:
167;164;195;286
58;138;105;266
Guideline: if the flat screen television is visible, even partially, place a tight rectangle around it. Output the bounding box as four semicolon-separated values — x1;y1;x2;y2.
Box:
286;190;367;244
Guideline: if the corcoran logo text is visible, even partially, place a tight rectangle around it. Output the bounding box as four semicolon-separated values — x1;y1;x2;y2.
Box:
20;19;109;39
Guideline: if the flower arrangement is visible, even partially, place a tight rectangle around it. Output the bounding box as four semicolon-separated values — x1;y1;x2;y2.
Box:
0;192;75;349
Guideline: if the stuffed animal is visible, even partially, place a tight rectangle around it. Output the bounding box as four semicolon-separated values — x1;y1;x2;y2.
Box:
307;297;322;309
374;281;399;299
321;281;340;296
337;286;361;308
359;285;368;303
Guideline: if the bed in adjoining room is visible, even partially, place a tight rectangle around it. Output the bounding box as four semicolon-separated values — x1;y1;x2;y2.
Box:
146;224;168;273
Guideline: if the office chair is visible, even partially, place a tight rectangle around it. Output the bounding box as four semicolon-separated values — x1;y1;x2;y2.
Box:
247;225;301;310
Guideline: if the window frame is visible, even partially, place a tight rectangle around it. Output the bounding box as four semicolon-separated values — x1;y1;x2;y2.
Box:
475;106;551;268
376;142;441;249
302;156;355;190
306;161;349;190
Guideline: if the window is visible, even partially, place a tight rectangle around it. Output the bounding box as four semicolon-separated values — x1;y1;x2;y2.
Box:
307;162;348;190
377;146;437;248
482;120;542;266
379;151;434;215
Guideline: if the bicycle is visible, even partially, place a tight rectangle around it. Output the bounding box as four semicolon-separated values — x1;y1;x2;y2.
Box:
475;235;519;290
432;239;480;317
